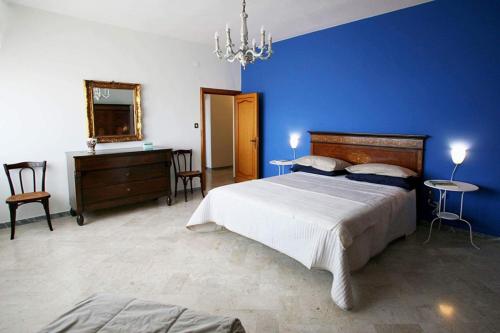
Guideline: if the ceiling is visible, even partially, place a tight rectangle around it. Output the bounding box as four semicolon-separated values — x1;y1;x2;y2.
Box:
6;0;431;44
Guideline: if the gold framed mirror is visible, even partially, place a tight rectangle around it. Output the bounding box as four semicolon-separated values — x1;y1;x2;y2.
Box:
84;80;143;143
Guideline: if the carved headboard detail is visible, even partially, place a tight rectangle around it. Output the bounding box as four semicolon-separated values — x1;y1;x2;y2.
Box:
309;131;428;176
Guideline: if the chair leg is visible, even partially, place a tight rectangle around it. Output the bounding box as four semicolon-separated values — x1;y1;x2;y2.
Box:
8;204;17;240
200;176;205;198
183;178;188;202
42;199;53;232
190;177;193;193
174;176;178;197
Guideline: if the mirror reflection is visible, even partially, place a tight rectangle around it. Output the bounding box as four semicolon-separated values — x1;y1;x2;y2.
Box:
93;88;135;136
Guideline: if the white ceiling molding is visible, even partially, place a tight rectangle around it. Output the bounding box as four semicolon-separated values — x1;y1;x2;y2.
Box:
6;0;431;45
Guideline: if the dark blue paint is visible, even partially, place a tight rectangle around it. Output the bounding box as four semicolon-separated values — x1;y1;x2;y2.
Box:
242;1;500;235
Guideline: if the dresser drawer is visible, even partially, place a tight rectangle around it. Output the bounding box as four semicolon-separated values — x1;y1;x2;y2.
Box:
81;163;168;189
83;177;169;204
78;151;170;171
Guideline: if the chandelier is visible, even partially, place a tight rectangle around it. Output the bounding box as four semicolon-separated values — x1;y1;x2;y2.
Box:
213;0;272;69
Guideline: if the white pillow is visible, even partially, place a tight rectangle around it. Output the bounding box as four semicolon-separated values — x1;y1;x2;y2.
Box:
346;163;417;178
293;155;351;172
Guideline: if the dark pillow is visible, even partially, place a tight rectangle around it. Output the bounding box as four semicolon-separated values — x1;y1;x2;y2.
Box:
291;164;347;176
346;173;418;190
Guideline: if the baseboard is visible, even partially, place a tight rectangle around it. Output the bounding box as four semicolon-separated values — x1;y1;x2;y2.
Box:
206;166;233;170
0;211;70;229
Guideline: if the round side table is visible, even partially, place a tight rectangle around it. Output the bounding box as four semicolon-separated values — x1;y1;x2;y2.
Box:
423;180;479;249
269;160;293;175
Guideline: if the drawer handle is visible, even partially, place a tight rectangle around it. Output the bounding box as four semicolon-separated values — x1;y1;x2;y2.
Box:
125;172;130;177
126;188;131;192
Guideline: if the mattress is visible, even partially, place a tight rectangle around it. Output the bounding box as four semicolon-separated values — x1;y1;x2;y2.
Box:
187;172;416;310
37;293;246;333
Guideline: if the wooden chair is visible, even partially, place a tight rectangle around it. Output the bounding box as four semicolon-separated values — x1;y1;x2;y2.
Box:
172;150;205;202
3;161;53;239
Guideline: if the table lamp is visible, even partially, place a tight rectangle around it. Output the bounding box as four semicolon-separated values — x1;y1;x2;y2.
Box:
289;134;299;160
450;144;467;180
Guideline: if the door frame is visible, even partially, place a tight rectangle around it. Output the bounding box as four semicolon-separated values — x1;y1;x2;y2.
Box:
200;87;241;191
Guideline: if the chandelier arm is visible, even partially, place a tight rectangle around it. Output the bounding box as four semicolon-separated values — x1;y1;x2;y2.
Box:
214;50;224;59
225;45;237;58
226;48;241;57
245;49;261;58
225;49;242;62
261;50;273;60
246;45;267;58
224;53;236;62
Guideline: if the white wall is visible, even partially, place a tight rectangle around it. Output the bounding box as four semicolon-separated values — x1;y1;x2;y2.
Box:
209;95;233;168
0;0;9;49
0;4;240;223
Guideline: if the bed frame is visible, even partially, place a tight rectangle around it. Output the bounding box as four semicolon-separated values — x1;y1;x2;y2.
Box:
309;131;428;176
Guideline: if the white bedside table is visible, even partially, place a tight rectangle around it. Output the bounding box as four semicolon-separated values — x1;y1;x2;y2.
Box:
424;180;479;249
269;160;293;175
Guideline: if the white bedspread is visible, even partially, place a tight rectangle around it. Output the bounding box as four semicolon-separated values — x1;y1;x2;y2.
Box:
186;172;415;310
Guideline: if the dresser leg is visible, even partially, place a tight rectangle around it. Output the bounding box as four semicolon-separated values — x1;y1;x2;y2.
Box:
166;196;172;206
76;214;85;226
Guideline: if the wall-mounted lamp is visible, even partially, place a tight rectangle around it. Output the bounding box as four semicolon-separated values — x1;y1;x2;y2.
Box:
450;144;467;180
289;134;300;160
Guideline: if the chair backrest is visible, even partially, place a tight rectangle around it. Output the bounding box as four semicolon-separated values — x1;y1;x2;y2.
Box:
172;150;193;176
3;161;47;196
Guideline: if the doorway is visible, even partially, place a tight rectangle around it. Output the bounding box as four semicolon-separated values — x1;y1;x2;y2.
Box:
200;88;259;191
204;93;235;189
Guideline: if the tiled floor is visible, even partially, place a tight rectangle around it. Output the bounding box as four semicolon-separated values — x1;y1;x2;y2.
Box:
1;193;499;332
206;167;234;190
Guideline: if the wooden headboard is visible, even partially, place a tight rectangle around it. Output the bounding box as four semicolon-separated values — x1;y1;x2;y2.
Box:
309;131;428;176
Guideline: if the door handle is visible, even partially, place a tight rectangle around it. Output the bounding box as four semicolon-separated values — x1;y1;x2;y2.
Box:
250;137;259;147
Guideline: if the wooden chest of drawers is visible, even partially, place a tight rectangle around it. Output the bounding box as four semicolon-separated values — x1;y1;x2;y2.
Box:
66;147;172;225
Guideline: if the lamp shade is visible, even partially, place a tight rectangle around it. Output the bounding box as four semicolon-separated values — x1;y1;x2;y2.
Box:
451;145;466;164
289;134;299;149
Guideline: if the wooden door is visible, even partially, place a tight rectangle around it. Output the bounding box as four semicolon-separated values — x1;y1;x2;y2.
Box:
235;93;259;182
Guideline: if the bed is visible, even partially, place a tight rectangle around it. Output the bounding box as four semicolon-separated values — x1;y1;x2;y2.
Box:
187;131;427;310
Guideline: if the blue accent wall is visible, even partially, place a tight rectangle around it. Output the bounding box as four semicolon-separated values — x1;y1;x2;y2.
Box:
242;1;500;236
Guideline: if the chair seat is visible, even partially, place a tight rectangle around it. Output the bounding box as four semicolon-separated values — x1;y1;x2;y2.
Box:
6;191;51;203
178;171;202;177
